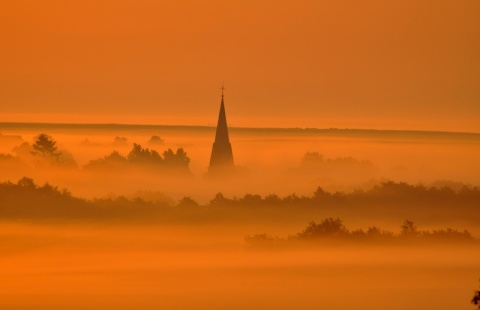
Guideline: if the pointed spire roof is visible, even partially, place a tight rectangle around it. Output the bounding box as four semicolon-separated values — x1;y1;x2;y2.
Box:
214;88;230;144
209;85;234;171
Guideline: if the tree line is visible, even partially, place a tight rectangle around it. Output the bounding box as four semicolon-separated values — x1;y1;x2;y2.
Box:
3;133;191;172
84;143;190;172
245;217;477;246
0;177;479;221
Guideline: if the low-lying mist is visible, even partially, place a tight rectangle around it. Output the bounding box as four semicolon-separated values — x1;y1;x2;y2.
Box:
0;124;479;202
1;124;480;309
1;221;479;309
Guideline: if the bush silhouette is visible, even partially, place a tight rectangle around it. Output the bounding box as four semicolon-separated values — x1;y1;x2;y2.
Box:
247;216;477;246
297;218;348;239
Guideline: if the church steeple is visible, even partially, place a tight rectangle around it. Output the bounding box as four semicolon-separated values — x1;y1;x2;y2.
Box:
209;85;234;173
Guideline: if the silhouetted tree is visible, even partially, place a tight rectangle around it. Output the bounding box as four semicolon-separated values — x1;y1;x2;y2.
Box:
28;134;77;167
313;186;331;201
365;226;394;240
106;151;127;162
350;229;366;238
400;220;419;237
85;144;191;172
473;287;480;309
128;143;163;164
84;151;128;170
264;193;281;204
209;192;229;207
245;233;281;247
113;136;128;146
367;226;382;236
294;152;375;180
241;194;263;207
163;148;190;168
32;134;61;157
297;217;347;239
177;196;199;208
17;177;36;189
148;135;164;145
423;228;475;243
302;151;324;164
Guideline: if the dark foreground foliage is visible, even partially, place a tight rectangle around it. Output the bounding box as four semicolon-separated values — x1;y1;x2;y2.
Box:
245;218;478;247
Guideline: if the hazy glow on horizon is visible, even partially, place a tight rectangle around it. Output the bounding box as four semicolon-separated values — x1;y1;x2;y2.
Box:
1;1;479;132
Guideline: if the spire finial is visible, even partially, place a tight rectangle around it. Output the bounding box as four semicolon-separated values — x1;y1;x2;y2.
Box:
221;83;225;98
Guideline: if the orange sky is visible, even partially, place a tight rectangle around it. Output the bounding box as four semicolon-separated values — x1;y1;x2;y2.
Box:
1;0;479;132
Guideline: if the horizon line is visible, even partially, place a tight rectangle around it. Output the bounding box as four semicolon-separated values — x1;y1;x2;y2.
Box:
1;121;479;136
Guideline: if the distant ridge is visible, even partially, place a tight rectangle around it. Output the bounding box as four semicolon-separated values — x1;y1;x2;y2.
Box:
0;122;479;140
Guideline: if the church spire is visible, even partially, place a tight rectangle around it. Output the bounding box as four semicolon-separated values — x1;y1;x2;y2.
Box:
209;85;234;173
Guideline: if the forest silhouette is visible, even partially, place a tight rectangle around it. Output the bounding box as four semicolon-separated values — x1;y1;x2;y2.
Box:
1;177;479;225
85;143;190;173
2;133;192;174
1;134;478;229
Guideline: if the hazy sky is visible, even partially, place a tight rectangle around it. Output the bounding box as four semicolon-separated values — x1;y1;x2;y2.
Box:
1;0;479;132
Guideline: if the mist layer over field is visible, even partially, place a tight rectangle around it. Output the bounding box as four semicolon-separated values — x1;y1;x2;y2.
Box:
0;123;479;202
1;123;479;309
1;222;479;310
